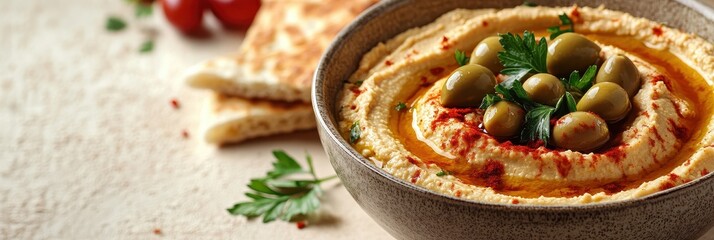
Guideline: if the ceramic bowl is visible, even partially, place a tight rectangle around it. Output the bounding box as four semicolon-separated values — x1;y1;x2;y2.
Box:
312;0;714;239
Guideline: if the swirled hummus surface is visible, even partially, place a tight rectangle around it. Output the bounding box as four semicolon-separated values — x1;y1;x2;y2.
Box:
338;6;714;204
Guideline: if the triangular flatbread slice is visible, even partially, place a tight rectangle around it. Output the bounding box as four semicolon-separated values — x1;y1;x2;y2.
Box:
202;93;315;144
185;0;379;102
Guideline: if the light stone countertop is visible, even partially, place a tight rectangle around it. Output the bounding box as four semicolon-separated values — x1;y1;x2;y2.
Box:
1;0;713;239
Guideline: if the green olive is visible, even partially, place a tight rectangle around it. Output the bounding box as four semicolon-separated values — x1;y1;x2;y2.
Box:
470;36;504;74
552;112;610;152
595;55;641;97
483;101;525;137
576;82;632;123
546;33;602;77
522;73;565;106
440;64;497;108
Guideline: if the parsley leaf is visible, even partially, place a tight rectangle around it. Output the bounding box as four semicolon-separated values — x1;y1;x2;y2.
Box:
560;65;597;97
479;94;502;109
227;150;338;224
267;150;304;178
454;50;470;66
106;17;127;31
395;102;408;111
139;40;154;53
554;92;577;117
436;170;450;176
497;31;548;76
349;121;361;144
495;81;539;111
520;105;556;145
547;13;574;40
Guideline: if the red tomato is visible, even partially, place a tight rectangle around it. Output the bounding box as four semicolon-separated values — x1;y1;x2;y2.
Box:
206;0;261;29
160;0;205;34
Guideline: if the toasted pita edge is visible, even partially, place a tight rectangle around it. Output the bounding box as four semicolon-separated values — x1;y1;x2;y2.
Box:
185;58;311;103
201;93;316;144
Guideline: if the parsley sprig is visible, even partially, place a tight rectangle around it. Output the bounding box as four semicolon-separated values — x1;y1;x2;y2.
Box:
480;31;596;145
497;31;548;87
395;102;408;111
454;50;470;66
349;121;361;144
547;13;574;40
227;150;338;224
560;65;597;99
106;17;127;31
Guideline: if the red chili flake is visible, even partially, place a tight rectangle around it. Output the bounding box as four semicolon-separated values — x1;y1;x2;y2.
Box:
411;169;422;183
569;7;583;23
441;36;449;44
481;20;489;27
651;90;660;100
652;26;663;36
651;102;659;110
601;145;627;164
429;67;445;76
430;108;475;130
511;199;519;204
552;152;572;178
406;156;419;165
349;87;362;95
668;173;680;181
181;130;190;139
650;127;664;142
602;182;626;195
474;159;505;190
659;181;675;191
440;36;451;50
385;60;393;66
702;169;710;176
349;105;356;110
296;221;307;229
642;111;650;118
454;190;462;197
153;228;162;235
650;75;672;90
170;99;180;109
667;119;688;139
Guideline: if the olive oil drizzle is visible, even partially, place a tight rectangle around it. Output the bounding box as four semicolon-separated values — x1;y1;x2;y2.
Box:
389;34;712;198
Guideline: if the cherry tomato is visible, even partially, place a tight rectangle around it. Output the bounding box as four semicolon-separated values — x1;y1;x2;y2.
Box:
206;0;261;29
160;0;205;34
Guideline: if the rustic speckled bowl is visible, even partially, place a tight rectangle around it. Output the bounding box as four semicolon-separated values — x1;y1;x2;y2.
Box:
312;0;714;239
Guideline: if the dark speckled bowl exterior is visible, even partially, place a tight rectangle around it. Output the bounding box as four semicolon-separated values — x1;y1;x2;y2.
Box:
312;1;714;239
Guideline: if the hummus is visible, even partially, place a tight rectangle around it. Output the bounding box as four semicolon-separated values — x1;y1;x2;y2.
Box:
338;6;714;204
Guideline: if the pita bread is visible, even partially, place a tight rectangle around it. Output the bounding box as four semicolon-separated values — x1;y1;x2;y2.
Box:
202;93;315;144
185;0;379;102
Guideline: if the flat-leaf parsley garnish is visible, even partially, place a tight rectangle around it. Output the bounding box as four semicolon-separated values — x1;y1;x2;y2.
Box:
547;13;574;40
350;121;361;144
106;16;127;31
497;31;548;87
454;50;470;66
561;65;597;97
395;102;408;111
227;150;338;224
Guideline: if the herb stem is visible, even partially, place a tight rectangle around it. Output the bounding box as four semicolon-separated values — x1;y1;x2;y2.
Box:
315;175;339;183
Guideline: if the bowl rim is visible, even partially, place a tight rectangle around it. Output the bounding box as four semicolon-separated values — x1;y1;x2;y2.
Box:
312;0;714;211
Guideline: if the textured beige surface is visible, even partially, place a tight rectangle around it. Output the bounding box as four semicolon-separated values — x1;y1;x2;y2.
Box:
1;0;713;239
0;0;388;239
